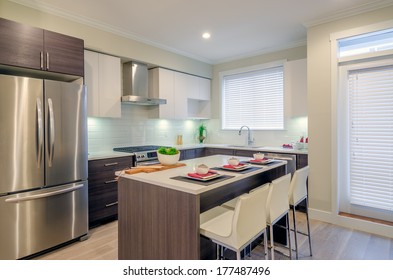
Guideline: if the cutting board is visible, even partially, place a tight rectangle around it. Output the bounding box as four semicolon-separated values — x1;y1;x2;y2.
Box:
125;163;186;175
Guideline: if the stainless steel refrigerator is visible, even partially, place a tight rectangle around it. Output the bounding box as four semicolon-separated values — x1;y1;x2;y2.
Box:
0;74;88;260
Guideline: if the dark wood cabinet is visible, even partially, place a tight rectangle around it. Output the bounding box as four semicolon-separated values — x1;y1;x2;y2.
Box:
296;153;308;169
0;17;84;77
180;148;205;160
205;147;234;156
233;149;255;157
43;30;84;76
88;156;134;228
0;18;42;70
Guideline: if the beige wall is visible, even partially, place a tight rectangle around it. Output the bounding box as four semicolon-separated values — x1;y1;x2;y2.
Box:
0;0;212;78
308;6;393;215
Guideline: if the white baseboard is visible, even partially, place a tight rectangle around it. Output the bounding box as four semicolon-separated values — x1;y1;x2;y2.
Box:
309;208;393;239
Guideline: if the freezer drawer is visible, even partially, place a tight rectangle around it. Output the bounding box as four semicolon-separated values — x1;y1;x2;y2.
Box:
0;181;88;260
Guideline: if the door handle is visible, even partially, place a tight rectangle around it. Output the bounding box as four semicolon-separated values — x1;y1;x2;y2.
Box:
104;179;118;184
5;184;84;203
104;162;118;167
46;52;50;70
40;51;44;70
105;201;118;207
36;98;44;168
47;98;55;167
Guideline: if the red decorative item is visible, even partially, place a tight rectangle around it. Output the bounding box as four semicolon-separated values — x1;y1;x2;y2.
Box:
300;136;304;143
306;137;308;143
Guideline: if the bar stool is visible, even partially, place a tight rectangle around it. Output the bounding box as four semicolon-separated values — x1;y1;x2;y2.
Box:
266;173;292;260
200;186;270;260
288;165;312;259
221;183;269;210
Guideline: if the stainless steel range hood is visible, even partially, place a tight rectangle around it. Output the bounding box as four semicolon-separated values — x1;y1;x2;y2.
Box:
122;61;166;105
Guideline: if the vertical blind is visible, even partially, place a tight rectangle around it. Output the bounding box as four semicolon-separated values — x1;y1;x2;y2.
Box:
348;65;393;211
222;66;284;130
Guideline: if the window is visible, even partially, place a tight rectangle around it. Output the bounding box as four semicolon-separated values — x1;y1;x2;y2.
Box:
221;64;284;130
347;65;393;213
339;28;393;58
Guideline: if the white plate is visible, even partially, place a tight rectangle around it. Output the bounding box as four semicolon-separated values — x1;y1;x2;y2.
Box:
185;172;222;181
248;159;274;165
220;164;251;171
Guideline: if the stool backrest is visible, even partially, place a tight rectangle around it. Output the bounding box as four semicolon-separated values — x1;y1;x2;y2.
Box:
288;166;309;205
231;183;270;248
266;173;291;224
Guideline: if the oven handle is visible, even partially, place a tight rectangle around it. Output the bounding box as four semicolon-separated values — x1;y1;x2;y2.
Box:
136;160;160;166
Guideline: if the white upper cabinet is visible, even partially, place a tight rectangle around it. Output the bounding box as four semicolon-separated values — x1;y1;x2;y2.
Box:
149;68;211;119
285;58;307;117
198;78;211;101
84;50;121;118
149;67;175;119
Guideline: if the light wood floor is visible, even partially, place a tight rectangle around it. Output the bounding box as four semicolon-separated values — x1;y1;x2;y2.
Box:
34;212;393;260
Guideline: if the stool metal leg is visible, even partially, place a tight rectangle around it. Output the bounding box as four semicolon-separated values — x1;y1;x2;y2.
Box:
269;225;275;260
292;205;299;259
263;230;268;260
216;244;221;260
286;213;292;260
236;250;241;260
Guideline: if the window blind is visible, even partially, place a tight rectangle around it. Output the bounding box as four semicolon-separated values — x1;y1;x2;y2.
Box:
348;65;393;211
222;66;284;130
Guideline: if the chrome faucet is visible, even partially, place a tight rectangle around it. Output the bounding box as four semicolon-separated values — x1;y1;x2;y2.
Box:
238;126;254;146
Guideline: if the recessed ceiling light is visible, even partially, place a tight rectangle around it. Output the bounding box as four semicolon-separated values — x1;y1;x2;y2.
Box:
202;32;211;39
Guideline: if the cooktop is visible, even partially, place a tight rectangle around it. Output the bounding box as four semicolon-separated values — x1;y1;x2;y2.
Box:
113;145;163;153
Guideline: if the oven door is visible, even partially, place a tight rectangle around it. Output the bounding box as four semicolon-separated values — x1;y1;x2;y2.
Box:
136;159;160;166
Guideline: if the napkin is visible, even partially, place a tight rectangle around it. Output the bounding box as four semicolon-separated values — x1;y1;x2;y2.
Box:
249;158;268;163
187;170;217;179
223;163;246;169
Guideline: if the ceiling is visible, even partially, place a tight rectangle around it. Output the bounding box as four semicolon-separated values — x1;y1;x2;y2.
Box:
10;0;393;64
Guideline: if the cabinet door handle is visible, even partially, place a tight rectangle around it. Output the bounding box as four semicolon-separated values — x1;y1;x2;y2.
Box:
104;162;118;167
104;179;118;184
105;201;118;207
46;52;50;70
40;51;44;69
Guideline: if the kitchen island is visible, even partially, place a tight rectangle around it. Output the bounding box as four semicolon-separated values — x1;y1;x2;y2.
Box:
117;155;287;260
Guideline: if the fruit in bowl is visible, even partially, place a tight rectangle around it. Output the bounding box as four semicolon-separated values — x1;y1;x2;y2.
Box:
157;147;180;165
196;164;209;175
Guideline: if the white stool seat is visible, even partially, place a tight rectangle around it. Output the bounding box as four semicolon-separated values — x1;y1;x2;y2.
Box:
200;205;231;225
200;210;234;240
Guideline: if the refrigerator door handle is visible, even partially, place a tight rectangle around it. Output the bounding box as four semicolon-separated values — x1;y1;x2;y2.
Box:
47;98;55;167
36;98;44;168
4;184;84;203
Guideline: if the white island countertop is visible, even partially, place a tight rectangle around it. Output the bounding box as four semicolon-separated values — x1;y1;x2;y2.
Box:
117;154;286;195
